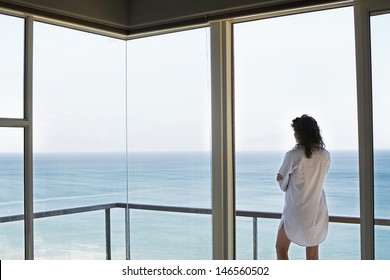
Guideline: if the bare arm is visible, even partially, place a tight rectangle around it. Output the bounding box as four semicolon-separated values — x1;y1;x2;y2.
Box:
276;173;284;182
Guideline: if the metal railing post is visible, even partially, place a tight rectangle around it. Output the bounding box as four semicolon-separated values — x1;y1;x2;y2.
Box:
125;207;131;260
105;209;111;260
253;217;257;260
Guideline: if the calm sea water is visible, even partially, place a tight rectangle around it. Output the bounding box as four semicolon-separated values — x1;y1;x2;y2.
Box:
0;151;389;259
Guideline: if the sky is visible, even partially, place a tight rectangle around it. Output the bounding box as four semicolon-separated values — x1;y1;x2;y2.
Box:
0;7;389;153
0;14;24;118
234;7;358;152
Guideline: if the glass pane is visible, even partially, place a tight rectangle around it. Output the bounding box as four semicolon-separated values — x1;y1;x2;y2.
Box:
0;128;24;259
371;12;390;260
234;7;358;259
236;218;360;260
0;14;24;118
127;28;211;259
130;211;211;259
33;23;127;259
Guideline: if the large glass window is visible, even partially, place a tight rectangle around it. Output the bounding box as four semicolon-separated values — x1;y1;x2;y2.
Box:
3;3;384;261
126;28;212;259
0;128;24;259
0;12;25;260
0;13;24;118
234;7;358;259
33;23;127;259
371;12;390;260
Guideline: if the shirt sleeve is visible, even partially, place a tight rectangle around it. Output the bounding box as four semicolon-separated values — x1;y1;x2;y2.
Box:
326;152;331;173
278;151;294;192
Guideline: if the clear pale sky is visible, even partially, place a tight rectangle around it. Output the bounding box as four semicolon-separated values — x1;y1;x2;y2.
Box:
0;7;389;153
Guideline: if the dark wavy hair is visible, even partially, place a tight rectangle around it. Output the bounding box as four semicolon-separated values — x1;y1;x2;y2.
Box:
291;114;325;158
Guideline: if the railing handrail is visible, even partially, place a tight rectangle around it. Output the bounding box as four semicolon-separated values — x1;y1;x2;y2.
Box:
1;202;389;226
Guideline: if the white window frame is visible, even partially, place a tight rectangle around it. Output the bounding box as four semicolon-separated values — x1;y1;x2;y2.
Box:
354;0;390;260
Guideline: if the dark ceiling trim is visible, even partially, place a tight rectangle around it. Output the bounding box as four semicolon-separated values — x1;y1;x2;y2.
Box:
127;16;209;35
127;0;348;35
0;1;128;35
1;0;349;37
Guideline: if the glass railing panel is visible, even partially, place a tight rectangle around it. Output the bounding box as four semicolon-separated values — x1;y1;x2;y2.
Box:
322;222;360;260
237;217;361;260
109;208;127;260
374;225;390;260
0;128;24;259
236;216;257;260
130;210;212;259
34;212;106;259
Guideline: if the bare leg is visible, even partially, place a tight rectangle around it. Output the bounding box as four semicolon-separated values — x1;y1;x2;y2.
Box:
276;225;291;260
306;245;319;260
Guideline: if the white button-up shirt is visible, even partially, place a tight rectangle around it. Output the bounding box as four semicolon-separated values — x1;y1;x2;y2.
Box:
278;147;330;247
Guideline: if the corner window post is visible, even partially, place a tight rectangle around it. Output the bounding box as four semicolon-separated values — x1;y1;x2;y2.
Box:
354;0;375;260
210;20;236;260
24;16;34;260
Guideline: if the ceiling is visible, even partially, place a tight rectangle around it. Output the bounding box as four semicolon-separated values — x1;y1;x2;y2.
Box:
0;0;342;35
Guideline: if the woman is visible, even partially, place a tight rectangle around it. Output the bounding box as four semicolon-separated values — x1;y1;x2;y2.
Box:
276;114;330;260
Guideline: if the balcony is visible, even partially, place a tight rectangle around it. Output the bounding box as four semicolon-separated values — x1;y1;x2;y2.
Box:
1;203;389;259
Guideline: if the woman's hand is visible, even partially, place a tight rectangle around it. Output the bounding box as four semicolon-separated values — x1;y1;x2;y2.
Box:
276;173;284;182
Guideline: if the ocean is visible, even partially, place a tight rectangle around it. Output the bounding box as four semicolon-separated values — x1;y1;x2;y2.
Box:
0;151;389;260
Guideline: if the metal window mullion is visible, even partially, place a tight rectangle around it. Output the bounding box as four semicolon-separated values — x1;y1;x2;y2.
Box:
354;0;375;260
24;16;34;260
211;20;235;260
